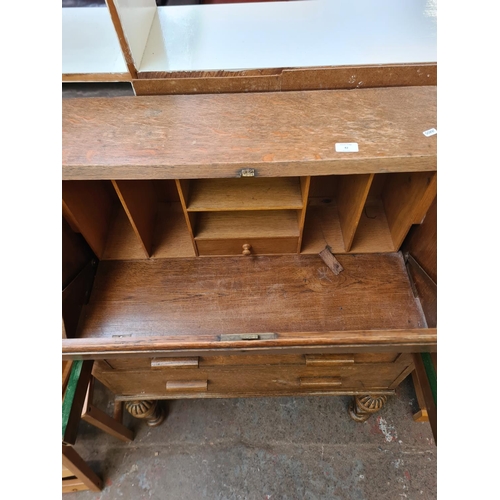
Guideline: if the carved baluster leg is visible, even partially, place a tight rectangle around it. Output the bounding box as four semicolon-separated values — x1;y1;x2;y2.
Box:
349;395;388;422
125;400;166;427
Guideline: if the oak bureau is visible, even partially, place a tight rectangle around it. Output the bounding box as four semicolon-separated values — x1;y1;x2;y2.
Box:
62;86;437;426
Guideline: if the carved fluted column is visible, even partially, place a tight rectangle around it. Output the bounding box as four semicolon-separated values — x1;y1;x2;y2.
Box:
125;400;166;427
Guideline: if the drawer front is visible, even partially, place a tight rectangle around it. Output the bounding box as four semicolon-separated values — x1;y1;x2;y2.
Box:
97;352;405;371
95;361;410;398
196;237;298;256
99;353;305;371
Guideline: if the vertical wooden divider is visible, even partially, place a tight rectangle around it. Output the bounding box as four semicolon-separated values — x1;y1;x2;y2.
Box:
382;172;437;250
62;181;115;259
297;176;311;253
105;0;138;78
175;179;199;256
337;174;374;252
111;180;158;258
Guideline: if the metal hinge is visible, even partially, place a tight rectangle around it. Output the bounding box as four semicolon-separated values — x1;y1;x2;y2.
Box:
238;168;255;177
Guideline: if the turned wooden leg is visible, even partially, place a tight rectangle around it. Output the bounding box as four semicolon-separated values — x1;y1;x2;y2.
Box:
349;395;388;422
125;400;166;427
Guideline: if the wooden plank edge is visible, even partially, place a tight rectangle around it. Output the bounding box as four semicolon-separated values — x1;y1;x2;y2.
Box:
62;478;89;493
412;353;437;443
133;63;437;95
62;360;94;445
116;389;396;401
405;254;437;328
62;259;97;339
62;328;437;359
412;409;429;422
105;0;138;78
63;72;132;83
411;370;430;422
62;445;103;492
63;158;437;181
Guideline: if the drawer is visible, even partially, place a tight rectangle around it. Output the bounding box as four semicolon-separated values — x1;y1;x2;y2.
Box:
99;353;305;371
96;362;410;398
97;352;405;371
196;237;298;256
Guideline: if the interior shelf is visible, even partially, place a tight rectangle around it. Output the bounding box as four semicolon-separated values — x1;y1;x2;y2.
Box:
194;211;300;240
186;178;304;212
300;172;436;254
151;203;196;258
62;170;436;260
102;202;195;260
102;204;146;260
62;180;195;260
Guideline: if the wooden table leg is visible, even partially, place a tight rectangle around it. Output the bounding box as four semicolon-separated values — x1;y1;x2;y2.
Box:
62;444;102;492
81;377;134;442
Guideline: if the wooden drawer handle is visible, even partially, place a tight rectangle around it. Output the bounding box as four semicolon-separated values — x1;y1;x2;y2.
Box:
166;380;208;392
242;244;252;256
299;377;342;388
151;357;199;369
305;354;354;366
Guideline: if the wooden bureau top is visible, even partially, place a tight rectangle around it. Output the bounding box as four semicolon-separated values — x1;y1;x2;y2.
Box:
62;86;436;180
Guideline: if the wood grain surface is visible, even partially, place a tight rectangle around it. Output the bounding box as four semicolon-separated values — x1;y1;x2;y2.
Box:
406;255;437;329
301;198;394;254
195;211;300;239
104;0;138;79
196;237;298;256
62;217;94;289
112;180;157;257
101;206;146;260
383;172;437;249
70;254;428;349
403;196;437;283
62;87;437;180
133;63;436;95
94;357;412;398
62;445;102;492
100;352;402;371
62;181;115;259
62;260;96;340
413;353;437;443
64;330;436;359
63;73;131;83
297;176;311;252
337;174;374;251
187;178;304;211
318;246;344;275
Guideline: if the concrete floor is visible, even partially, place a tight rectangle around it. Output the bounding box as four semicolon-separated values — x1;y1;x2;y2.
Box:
63;82;436;499
64;378;435;500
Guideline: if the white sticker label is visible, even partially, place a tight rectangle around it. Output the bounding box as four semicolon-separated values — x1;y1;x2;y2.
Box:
423;128;437;137
335;143;359;152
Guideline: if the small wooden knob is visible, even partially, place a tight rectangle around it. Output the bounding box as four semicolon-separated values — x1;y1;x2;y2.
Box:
242;244;251;256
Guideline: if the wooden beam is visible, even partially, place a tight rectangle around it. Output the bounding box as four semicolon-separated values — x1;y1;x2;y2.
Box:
412;353;436;443
62;445;102;492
